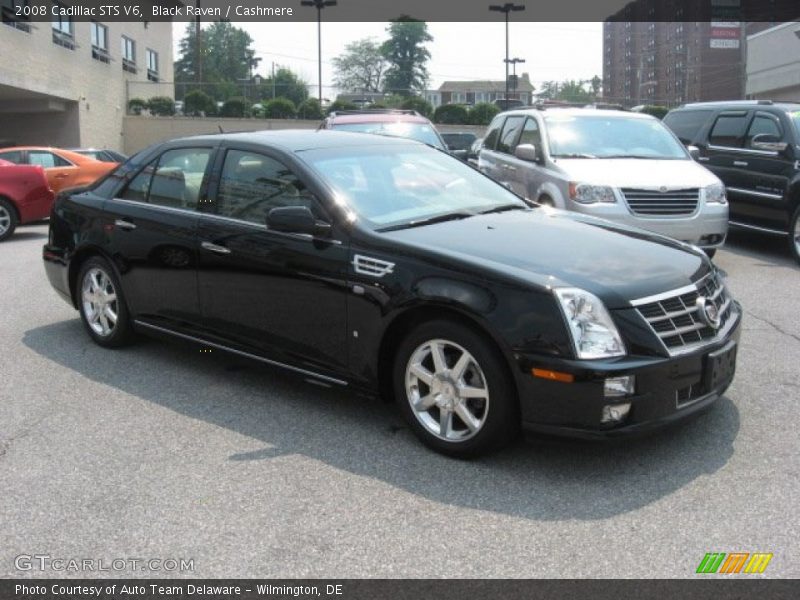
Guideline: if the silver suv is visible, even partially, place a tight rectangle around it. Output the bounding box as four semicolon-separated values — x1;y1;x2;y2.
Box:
478;108;729;254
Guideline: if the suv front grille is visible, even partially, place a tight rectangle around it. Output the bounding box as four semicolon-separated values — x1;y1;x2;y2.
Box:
621;188;699;217
633;272;734;355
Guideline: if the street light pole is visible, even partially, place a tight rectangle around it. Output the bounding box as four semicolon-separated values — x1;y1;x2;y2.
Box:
489;3;525;107
504;57;525;100
301;0;337;103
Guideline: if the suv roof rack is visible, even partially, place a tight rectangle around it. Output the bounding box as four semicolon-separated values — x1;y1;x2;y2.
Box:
329;109;421;117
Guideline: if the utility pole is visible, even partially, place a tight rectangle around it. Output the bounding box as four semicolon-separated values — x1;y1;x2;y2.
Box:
489;3;526;108
505;57;525;100
194;1;202;85
301;0;338;103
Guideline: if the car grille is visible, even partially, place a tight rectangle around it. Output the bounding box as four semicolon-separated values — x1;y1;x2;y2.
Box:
633;272;734;354
621;188;699;217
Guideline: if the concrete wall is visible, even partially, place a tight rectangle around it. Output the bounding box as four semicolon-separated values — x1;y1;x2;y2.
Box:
746;23;800;100
0;20;172;151
122;117;488;155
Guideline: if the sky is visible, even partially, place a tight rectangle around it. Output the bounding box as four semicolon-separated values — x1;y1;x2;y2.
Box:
172;21;603;97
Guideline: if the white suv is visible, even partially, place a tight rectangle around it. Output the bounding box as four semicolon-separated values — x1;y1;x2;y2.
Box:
478;108;728;255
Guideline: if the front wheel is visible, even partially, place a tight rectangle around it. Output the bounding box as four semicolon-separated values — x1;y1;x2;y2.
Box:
790;205;800;265
0;198;18;242
393;319;519;458
77;257;134;348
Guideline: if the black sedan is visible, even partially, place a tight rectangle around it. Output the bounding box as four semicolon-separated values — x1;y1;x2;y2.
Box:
43;130;741;457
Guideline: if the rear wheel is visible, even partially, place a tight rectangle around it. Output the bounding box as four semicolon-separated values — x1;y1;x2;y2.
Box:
393;319;518;457
77;257;134;348
790;205;800;265
0;198;18;242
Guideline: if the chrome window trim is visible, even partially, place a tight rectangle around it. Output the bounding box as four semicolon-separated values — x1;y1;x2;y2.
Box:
133;320;348;386
200;212;343;246
707;144;779;157
108;196;199;216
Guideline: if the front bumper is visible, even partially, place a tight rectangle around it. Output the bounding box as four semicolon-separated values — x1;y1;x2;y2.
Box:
515;303;742;438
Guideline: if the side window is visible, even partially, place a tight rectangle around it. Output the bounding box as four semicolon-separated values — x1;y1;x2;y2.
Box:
708;113;749;148
496;116;525;154
745;113;783;148
518;118;541;149
0;151;24;164
119;159;157;203
216;150;317;225
662;109;713;145
29;151;71;168
117;148;211;209
482;116;504;150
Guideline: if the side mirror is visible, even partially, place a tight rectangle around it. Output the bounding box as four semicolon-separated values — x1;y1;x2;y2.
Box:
687;145;701;160
751;133;788;153
514;143;538;162
267;206;331;237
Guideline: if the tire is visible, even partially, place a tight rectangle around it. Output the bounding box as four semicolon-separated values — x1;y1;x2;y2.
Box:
77;257;134;348
393;319;519;458
0;197;18;242
703;248;717;259
790;205;800;266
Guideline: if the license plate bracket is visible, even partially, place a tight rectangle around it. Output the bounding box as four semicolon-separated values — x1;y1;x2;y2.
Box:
703;341;737;392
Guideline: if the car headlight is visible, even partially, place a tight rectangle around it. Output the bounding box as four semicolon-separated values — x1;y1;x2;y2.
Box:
705;183;727;204
568;183;617;204
554;288;626;359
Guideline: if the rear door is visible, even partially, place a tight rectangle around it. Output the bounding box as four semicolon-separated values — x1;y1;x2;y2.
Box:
508;116;546;200
699;110;752;220
27;149;79;193
477;114;506;182
482;115;525;190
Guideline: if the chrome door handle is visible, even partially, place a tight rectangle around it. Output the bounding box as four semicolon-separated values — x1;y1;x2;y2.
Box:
114;219;136;230
733;161;748;167
201;241;231;255
698;157;710;162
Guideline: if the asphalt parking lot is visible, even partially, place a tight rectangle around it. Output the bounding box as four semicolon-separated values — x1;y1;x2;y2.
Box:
1;222;798;578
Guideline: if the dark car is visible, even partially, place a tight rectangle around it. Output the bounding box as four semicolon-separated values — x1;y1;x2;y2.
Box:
663;100;800;263
68;148;129;163
440;132;478;162
43;130;741;457
320;109;448;151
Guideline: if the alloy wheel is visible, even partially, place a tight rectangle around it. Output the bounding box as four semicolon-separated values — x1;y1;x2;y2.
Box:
794;213;800;257
81;267;119;337
405;339;490;442
0;205;10;236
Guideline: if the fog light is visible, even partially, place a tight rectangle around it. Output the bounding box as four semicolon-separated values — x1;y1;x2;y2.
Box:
605;375;635;397
601;403;631;424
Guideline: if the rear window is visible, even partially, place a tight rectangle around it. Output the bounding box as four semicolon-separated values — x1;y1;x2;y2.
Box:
708;113;749;148
663;109;713;144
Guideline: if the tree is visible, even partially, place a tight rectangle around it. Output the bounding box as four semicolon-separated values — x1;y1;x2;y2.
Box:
401;96;433;118
381;18;433;97
557;80;592;104
260;68;309;106
332;38;387;93
297;98;323;120
221;97;248;118
468;102;500;126
146;96;176;116
184;90;216;116
262;98;297;119
433;104;469;125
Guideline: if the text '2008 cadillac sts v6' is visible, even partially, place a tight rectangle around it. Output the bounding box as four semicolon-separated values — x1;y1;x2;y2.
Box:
43;130;741;457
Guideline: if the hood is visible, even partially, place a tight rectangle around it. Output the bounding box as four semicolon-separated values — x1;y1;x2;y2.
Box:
554;157;720;188
383;209;710;309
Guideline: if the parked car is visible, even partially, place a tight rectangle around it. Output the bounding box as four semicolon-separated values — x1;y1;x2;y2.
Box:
0;158;55;241
467;137;483;166
0;147;118;195
663;100;800;264
440;132;478;161
43;130;741;457
67;148;128;163
478;108;729;257
320;109;448;151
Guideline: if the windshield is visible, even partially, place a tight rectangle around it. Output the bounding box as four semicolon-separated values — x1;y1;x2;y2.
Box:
545;114;688;159
331;121;446;150
300;144;527;231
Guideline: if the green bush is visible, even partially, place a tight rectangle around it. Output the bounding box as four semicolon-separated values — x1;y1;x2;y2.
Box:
638;105;670;120
468;102;500;126
220;97;247;118
262;98;297;119
128;98;147;116
433;104;469;125
146;96;176;117
328;99;358;114
297;98;323;120
401;96;434;118
184;90;216;116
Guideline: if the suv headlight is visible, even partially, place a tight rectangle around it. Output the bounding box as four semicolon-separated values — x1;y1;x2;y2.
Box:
554;288;626;359
705;183;727;204
568;183;616;204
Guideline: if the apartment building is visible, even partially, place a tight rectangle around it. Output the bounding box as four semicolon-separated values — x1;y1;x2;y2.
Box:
746;22;800;101
0;3;172;151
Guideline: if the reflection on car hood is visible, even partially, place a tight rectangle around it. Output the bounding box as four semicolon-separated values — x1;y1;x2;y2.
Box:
383;209;710;308
553;158;720;188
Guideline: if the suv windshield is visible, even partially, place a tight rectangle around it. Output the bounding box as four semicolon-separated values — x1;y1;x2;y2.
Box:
545;114;688;159
331;121;445;150
300;144;527;230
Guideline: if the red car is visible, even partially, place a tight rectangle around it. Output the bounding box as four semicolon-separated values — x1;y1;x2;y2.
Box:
0;158;55;241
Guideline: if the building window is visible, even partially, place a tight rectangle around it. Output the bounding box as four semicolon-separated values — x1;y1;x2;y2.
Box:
52;2;74;49
121;36;137;73
90;22;110;63
2;0;32;32
146;48;159;82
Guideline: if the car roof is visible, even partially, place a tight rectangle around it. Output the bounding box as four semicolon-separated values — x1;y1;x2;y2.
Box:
329;113;431;124
501;107;655;119
676;100;800;111
171;129;429;152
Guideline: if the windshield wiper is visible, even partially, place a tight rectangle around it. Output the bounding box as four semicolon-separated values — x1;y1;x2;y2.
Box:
376;211;474;232
598;154;670;159
477;203;527;215
552;153;596;159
